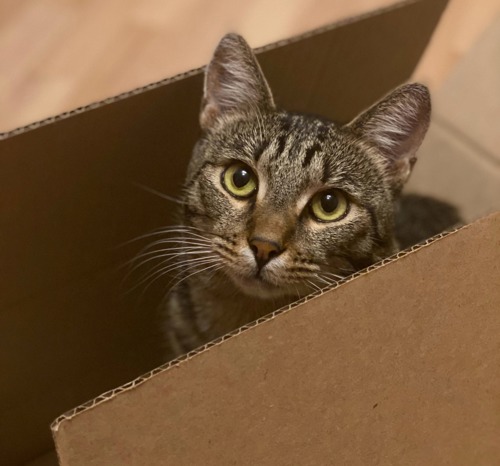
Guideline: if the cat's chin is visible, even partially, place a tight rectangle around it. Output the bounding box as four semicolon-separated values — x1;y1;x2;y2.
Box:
229;274;293;300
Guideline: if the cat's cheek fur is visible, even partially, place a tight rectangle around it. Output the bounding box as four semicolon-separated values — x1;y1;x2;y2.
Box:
300;217;375;266
191;169;241;216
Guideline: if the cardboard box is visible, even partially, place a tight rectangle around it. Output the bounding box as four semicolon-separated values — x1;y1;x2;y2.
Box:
1;0;499;464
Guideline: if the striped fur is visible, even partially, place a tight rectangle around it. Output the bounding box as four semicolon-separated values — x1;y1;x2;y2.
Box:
158;34;431;359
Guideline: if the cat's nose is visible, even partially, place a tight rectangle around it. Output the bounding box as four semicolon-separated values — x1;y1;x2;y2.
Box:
249;237;283;269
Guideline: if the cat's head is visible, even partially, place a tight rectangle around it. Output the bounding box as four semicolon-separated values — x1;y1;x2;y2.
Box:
182;33;430;299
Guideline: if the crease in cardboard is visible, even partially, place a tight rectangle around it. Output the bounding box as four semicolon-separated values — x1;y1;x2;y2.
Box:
51;214;483;433
0;67;203;141
256;0;422;54
433;114;500;169
0;0;422;142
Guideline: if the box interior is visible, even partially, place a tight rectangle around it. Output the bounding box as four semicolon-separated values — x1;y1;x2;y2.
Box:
8;0;494;464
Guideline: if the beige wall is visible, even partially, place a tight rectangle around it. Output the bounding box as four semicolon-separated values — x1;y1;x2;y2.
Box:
1;0;499;132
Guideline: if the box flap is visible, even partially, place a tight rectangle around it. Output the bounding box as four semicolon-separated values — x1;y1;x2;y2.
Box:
406;15;500;222
0;0;448;464
434;15;500;163
53;214;500;465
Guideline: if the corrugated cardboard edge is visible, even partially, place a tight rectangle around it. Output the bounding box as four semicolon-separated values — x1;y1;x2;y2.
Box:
51;211;499;434
0;0;428;141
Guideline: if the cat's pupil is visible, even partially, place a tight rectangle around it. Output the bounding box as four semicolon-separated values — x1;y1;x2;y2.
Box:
233;168;251;188
321;193;338;213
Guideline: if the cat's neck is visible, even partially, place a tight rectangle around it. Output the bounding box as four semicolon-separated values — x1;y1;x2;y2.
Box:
187;272;292;340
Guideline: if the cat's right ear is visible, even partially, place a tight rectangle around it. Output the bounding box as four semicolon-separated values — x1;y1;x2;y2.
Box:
200;34;275;131
347;84;431;193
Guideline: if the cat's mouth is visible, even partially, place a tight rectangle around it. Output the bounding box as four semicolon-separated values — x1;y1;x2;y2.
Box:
228;271;306;300
228;273;286;299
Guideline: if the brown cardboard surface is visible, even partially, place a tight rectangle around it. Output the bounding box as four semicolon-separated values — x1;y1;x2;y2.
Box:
0;1;448;464
53;213;500;465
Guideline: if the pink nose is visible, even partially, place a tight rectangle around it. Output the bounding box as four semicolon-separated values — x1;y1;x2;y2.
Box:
248;237;283;269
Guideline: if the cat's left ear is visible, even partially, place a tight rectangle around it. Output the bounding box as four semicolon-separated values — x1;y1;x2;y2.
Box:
347;84;431;192
200;33;275;131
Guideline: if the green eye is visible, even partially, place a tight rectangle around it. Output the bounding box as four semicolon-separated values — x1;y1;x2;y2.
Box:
310;189;349;222
222;163;258;198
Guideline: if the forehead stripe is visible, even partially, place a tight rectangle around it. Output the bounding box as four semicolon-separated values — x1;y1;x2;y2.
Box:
253;139;269;162
275;133;288;158
302;142;322;167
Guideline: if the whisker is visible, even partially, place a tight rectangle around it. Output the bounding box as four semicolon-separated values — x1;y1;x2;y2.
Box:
305;280;322;293
136;258;222;298
158;258;222;288
127;246;211;265
293;284;301;301
314;276;334;287
137;238;212;254
119;226;214;247
132;182;185;205
321;271;345;281
142;254;219;283
165;262;224;298
303;281;319;294
167;256;222;281
126;239;212;272
129;256;220;293
124;249;214;282
144;230;213;243
123;246;212;269
142;253;216;279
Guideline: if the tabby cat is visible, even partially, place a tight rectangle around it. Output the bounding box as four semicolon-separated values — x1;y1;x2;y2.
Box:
141;34;458;359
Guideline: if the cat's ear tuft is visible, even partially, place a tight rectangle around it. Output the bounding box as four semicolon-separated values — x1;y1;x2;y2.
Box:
200;33;275;131
348;84;431;192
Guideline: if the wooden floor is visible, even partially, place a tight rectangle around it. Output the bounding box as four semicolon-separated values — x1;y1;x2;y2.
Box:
1;0;499;132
